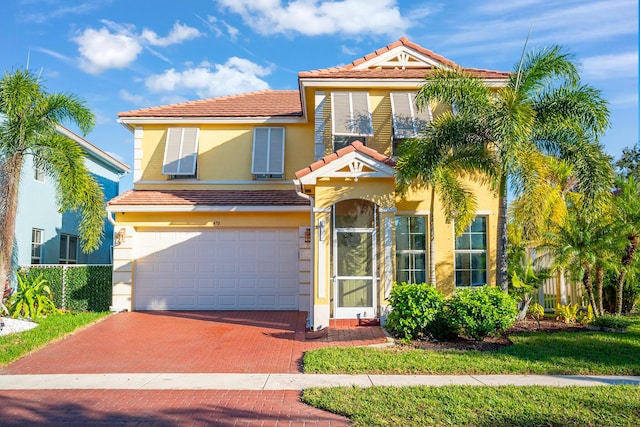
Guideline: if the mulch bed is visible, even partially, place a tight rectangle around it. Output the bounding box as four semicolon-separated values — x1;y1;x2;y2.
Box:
413;319;586;351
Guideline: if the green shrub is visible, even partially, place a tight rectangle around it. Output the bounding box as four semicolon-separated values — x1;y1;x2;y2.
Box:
589;314;633;331
447;286;518;341
7;273;60;319
386;283;446;342
555;303;579;324
19;265;112;312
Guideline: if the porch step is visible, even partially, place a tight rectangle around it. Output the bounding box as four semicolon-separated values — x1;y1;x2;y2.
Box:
329;318;380;328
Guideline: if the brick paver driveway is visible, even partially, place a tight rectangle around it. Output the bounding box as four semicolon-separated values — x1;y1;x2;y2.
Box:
2;310;386;375
0;311;386;426
0;389;350;426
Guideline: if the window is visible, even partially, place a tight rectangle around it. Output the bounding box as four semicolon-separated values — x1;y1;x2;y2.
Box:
331;91;373;151
31;228;43;264
162;127;199;178
34;157;45;183
455;216;487;287
59;234;78;264
395;216;427;284
252;127;285;178
390;92;432;156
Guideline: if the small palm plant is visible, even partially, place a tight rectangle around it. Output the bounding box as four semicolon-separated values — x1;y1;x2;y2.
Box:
7;273;59;319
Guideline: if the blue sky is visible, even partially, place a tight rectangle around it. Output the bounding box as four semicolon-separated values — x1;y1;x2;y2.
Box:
3;0;638;191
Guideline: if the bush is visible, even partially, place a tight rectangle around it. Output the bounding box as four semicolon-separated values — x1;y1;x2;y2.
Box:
386;283;447;342
7;273;59;319
589;314;633;331
447;286;518;341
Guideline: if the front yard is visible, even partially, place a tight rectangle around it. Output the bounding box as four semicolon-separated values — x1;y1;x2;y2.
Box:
303;317;640;375
0;311;110;367
302;316;640;426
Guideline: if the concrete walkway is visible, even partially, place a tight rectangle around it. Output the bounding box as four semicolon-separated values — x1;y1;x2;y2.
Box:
1;373;639;390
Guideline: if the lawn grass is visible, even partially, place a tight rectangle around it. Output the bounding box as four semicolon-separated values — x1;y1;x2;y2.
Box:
303;316;640;375
302;385;640;427
0;311;110;367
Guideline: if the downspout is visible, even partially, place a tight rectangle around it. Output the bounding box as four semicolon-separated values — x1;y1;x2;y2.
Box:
294;179;315;329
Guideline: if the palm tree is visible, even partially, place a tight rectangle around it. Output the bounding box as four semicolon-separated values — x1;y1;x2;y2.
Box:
395;111;497;286
541;199;615;318
415;46;611;291
611;175;640;314
0;68;105;296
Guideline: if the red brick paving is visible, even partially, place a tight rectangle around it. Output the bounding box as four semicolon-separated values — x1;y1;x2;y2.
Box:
0;389;350;426
2;311;387;374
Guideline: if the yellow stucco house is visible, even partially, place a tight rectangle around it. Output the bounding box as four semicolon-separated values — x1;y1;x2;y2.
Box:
108;38;508;330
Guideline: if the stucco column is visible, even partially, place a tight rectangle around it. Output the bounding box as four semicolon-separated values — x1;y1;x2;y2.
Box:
111;222;134;311
312;207;331;330
378;207;396;325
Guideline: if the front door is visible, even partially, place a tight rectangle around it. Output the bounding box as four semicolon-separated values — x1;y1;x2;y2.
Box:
333;199;377;319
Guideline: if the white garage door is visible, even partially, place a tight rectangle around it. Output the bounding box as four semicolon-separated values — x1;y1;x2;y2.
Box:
134;229;299;310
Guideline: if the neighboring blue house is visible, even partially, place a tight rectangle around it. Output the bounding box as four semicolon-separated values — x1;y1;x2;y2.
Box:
14;125;130;266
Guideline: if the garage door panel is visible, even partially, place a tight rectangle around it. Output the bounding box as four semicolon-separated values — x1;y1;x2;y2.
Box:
135;229;299;310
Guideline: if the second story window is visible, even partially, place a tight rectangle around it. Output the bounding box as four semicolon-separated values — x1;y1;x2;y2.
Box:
34;157;45;183
331;91;373;151
162;127;199;179
59;234;78;264
252;127;285;179
390;92;432;155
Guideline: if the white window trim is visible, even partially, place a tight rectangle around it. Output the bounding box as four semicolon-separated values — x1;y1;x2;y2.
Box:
251;127;285;175
395;215;428;284
31;228;44;264
161;127;199;176
34;157;45;183
453;216;488;288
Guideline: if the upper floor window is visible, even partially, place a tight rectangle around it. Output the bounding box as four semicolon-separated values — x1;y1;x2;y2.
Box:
59;234;78;264
34;157;45;183
390;92;432;155
454;216;487;287
31;228;43;264
331;91;373;151
395;216;427;284
162;127;199;178
252;127;285;179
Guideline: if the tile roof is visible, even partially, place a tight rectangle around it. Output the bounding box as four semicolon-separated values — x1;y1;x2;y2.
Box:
119;90;302;118
294;140;396;179
298;37;509;80
108;189;309;207
298;68;509;79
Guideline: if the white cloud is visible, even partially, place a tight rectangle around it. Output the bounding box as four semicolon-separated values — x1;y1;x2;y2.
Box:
75;27;142;74
119;89;148;105
73;21;202;74
581;52;639;80
141;22;203;47
608;92;638;108
145;57;271;98
435;0;637;60
215;0;411;37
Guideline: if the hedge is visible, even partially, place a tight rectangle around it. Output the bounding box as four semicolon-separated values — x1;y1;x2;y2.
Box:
18;265;112;312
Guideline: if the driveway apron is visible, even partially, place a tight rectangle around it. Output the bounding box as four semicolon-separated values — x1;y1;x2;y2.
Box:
1;311;387;374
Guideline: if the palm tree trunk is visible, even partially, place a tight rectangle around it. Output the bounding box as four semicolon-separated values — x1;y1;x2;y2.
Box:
496;175;509;291
616;235;639;315
582;264;598;318
429;187;436;286
0;154;24;298
595;265;604;317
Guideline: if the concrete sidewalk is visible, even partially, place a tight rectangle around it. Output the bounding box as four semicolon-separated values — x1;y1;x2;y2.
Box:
1;373;638;390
